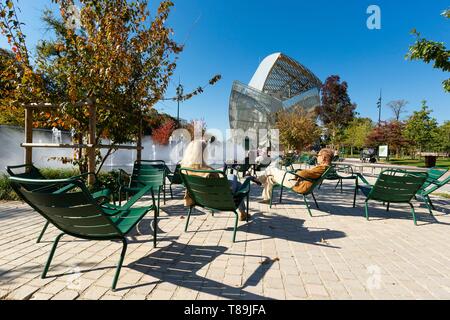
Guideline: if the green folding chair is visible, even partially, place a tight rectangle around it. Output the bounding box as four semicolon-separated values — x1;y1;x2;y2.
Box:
9;176;159;291
415;167;450;214
180;168;250;242
353;169;428;225
270;166;332;217
165;163;183;199
6;164;112;243
118;160;166;209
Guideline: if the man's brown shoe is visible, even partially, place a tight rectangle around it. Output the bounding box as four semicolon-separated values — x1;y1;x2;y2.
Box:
239;209;251;221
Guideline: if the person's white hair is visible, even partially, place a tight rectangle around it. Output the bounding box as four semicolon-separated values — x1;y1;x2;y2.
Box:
180;140;209;168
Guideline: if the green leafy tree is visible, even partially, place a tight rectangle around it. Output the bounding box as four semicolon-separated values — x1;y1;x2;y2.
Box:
404;101;440;154
438;121;450;154
406;9;450;92
343;117;373;155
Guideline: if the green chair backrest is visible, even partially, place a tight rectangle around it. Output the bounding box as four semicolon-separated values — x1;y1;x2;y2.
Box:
369;169;428;203
180;168;236;211
6;164;47;191
419;167;448;191
9;177;122;239
129;160;166;190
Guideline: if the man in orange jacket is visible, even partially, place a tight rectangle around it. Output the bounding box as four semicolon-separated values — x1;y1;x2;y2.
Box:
258;148;334;202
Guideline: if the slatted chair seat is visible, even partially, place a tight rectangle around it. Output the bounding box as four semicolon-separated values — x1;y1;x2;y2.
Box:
6;164;113;243
9;177;159;291
270;166;332;217
180;168;250;242
353;169;428;225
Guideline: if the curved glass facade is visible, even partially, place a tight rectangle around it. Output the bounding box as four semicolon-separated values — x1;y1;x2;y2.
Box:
229;53;322;140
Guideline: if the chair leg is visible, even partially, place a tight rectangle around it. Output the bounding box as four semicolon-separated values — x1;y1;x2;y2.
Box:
386;202;390;212
246;193;249;223
153;207;158;248
424;196;433;215
279;185;284;204
353;179;358;208
427;195;436;210
303;196;312;217
409;202;417;226
335;180;340;189
37;221;50;243
157;187;161;217
232;211;239;242
318;180;323;190
169;183;173;199
364;200;370;221
42;233;64;279
340;180;343;193
112;238;128;291
311;192;319;209
163;183;166;204
185;207;193;232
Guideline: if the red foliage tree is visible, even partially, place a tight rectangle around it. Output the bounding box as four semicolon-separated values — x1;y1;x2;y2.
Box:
365;121;409;157
152;119;176;145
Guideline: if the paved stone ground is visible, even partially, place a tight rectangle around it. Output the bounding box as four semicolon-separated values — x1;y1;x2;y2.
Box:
1;179;450;300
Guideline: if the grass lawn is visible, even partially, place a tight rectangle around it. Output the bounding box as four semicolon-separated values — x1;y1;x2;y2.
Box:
382;158;450;169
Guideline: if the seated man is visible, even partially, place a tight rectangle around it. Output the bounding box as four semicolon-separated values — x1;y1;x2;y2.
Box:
258;148;334;203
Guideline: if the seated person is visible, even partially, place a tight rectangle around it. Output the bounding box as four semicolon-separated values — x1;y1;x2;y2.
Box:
257;148;334;203
181;139;255;221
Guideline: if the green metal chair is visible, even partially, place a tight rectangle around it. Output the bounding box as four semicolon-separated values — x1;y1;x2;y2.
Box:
415;168;450;214
118;160;166;208
9;176;159;291
179;168;250;242
270;166;332;217
165;163;183;198
319;164;358;193
6;164;112;243
353;169;428;225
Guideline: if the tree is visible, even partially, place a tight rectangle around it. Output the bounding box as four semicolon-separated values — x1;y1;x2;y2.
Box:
276;106;321;152
343;117;373;155
387;99;408;121
406;9;450;92
1;0;219;174
152;118;176;145
403;101;440;154
316;75;356;148
366;120;409;158
438;121;450;154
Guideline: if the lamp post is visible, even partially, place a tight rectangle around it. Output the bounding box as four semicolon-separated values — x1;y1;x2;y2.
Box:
377;89;382;125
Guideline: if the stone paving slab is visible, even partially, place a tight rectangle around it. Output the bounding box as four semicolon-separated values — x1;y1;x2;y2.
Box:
0;180;450;300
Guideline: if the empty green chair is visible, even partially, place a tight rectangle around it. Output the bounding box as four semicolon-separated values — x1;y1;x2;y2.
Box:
165;163;183;199
416;167;449;213
6;164;112;243
270;166;332;217
353;169;428;225
118;160;166;208
9;176;159;291
320;164;358;193
180;168;250;242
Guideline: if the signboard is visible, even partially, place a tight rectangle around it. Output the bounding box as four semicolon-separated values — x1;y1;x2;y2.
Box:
378;145;388;158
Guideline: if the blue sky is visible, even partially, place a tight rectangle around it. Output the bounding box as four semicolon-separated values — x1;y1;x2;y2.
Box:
1;0;449;133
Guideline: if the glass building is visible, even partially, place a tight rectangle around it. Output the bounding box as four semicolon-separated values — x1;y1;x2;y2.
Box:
229;53;322;147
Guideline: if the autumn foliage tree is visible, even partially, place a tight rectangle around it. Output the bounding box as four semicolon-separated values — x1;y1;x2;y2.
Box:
365;121;409;158
1;0;220;173
316;75;356;148
276;107;321;152
152;119;176;145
